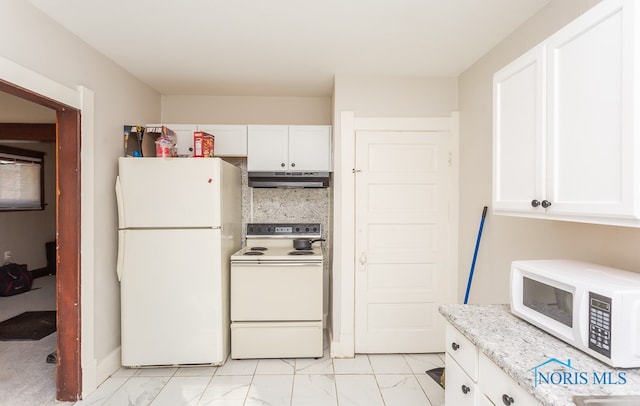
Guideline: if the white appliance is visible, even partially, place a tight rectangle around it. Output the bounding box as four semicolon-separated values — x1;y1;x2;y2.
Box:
510;259;640;368
115;157;241;367
230;223;324;359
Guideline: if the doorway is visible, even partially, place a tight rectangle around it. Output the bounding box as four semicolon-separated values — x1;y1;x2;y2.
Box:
331;112;459;358
0;79;82;401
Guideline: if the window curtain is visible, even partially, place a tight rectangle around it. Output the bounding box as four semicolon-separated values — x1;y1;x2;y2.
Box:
0;154;42;209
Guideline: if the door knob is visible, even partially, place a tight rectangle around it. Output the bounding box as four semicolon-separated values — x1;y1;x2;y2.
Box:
541;200;552;208
531;199;540;207
461;385;471;394
359;252;367;271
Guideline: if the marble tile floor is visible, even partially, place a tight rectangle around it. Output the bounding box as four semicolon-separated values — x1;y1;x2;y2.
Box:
73;352;445;406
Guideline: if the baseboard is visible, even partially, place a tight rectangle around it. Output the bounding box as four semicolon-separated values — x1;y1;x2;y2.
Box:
96;346;122;386
329;330;355;358
81;348;122;400
30;267;54;279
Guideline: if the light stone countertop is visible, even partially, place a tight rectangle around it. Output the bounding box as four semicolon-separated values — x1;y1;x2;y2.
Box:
439;304;640;406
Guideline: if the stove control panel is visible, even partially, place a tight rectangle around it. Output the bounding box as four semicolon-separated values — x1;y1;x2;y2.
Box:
246;223;322;238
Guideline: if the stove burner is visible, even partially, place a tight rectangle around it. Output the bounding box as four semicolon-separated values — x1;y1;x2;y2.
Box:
243;251;264;256
250;247;268;251
288;250;314;256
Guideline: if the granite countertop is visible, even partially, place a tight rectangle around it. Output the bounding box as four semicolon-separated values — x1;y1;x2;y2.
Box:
439;304;640;406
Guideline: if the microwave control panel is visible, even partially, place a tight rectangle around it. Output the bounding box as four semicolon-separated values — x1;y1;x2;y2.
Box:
588;292;612;358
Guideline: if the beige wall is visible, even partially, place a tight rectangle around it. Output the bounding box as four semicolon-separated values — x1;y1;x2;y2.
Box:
0;92;56;123
161;95;332;124
334;74;458;118
0;0;161;393
457;0;640;305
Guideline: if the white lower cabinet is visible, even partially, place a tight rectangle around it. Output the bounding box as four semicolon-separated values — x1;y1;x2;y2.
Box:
445;322;541;405
479;354;539;406
446;323;478;379
480;394;495;406
445;323;479;405
445;353;479;406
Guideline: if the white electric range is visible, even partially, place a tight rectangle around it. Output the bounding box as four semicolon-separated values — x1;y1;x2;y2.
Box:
230;223;324;359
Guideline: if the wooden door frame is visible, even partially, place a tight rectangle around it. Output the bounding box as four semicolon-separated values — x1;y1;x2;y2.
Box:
0;79;82;401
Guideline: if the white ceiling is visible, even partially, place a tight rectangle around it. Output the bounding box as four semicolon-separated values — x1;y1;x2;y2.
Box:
26;0;550;97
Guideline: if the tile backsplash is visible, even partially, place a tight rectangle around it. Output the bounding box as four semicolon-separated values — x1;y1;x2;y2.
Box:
223;158;330;244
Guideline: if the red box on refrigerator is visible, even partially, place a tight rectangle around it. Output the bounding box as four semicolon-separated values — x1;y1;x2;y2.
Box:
193;131;215;157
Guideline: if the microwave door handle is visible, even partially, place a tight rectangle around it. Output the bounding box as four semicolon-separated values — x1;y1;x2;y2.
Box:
575;291;589;344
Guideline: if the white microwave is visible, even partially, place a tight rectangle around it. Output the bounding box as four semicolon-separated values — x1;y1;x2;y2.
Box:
510;259;640;368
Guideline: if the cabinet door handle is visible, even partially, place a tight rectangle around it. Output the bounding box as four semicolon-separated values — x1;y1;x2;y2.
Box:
502;394;514;405
541;200;552;208
451;342;460;351
531;199;540;208
461;385;471;395
291;162;296;167
281;162;286;167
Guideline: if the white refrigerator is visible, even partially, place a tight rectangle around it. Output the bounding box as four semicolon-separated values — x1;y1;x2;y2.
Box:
115;157;241;367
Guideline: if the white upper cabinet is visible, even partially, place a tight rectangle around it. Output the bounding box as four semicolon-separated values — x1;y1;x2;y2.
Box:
493;45;546;214
146;124;248;157
493;0;640;226
247;125;289;171
247;125;332;172
288;126;331;171
196;125;248;157
145;124;197;157
167;124;197;157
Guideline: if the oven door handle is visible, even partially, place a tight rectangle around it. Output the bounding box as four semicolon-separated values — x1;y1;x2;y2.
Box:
231;261;322;267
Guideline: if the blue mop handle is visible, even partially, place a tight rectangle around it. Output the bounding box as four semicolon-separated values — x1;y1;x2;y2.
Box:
464;206;488;304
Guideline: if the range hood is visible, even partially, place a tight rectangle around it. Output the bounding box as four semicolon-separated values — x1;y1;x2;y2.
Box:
248;171;330;188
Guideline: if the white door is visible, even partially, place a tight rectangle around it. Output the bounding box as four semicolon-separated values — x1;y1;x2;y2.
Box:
354;130;454;353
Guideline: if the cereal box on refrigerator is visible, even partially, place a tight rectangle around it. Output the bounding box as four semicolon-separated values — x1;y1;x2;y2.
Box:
193;131;215;157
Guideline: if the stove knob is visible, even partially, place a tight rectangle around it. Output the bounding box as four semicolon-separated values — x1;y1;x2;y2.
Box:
295;227;300;232
305;227;310;232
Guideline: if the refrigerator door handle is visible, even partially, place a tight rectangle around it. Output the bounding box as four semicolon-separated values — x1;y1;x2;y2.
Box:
117;230;125;282
115;175;125;229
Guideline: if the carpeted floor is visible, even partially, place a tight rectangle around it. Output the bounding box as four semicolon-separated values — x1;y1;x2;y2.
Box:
0;275;59;405
0;332;58;405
